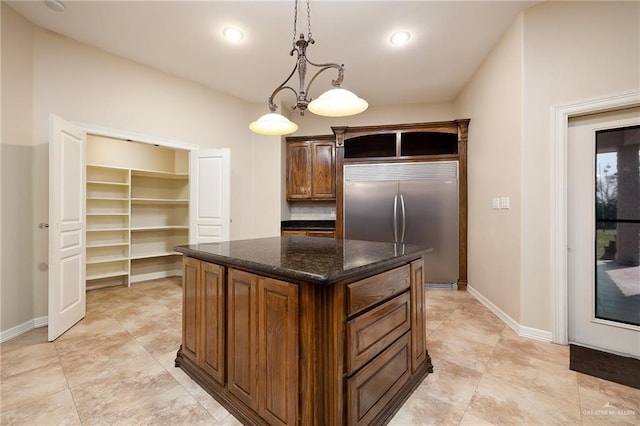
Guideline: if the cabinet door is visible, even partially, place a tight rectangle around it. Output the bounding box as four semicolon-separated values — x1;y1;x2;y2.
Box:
311;141;336;199
410;258;426;371
347;333;411;426
227;269;259;409
281;230;308;237
306;230;335;238
286;142;312;199
257;277;299;426
182;257;200;364
201;262;225;384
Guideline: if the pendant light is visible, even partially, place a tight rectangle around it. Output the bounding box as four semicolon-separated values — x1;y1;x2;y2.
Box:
249;0;368;136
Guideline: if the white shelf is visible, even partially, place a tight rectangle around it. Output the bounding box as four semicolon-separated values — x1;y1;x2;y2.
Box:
87;242;128;249
85;155;188;289
131;251;181;260
86;255;129;265
87;270;129;281
87;180;129;186
87;227;129;232
131;226;188;231
131;198;188;204
131;169;188;179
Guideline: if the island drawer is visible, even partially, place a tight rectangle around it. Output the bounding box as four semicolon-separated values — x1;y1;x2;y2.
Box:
346;332;411;426
346;291;411;374
347;265;410;316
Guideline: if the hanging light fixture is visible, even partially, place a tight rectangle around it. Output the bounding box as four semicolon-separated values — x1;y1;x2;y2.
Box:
250;0;368;136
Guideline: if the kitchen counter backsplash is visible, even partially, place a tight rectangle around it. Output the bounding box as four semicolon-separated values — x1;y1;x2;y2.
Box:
288;203;336;220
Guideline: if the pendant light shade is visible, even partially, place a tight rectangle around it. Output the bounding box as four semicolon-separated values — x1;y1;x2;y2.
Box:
249;112;299;136
249;0;368;135
307;88;369;117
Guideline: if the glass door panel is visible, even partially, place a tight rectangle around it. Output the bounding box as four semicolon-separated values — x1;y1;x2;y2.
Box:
595;125;640;327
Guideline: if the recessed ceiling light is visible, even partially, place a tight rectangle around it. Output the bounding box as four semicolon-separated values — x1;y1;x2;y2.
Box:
223;27;244;42
45;0;65;12
390;31;411;46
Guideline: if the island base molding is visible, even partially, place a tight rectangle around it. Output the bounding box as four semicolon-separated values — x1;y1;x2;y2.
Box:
176;347;433;426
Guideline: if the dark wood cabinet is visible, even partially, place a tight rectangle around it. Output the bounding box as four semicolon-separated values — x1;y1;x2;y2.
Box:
257;276;298;426
181;258;225;385
227;269;258;407
227;269;298;425
177;249;429;426
181;257;199;364
286;135;336;200
281;229;335;238
347;333;412;426
410;258;426;371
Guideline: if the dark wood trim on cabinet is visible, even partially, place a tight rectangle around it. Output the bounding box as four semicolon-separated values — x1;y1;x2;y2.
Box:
335;144;345;239
456;119;470;290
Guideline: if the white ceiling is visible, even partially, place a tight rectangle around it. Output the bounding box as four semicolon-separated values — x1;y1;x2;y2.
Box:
8;0;538;109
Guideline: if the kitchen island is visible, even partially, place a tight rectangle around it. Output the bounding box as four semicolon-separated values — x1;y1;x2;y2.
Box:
174;236;432;426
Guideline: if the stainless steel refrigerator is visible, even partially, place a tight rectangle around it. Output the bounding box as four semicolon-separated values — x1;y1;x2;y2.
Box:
344;161;459;284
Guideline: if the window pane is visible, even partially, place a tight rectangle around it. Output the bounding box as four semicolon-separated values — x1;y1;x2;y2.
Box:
594;126;639;327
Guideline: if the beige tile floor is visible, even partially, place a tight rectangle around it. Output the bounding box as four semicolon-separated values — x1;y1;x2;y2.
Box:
1;277;638;425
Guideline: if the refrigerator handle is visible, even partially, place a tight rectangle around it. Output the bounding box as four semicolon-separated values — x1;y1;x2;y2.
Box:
400;194;406;243
393;194;399;243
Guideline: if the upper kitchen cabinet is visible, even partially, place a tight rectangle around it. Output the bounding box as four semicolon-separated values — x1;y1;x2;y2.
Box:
286;135;336;200
336;122;464;161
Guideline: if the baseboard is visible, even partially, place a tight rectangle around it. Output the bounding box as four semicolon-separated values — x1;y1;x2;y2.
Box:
0;316;48;343
467;285;553;343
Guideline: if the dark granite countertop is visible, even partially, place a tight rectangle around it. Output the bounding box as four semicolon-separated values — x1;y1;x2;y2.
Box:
174;236;429;285
281;220;336;231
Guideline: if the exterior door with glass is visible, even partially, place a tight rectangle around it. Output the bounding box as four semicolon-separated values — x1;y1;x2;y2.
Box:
567;107;640;357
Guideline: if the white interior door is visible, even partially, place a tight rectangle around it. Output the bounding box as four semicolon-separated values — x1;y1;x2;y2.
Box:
568;107;640;357
48;115;86;341
190;149;231;244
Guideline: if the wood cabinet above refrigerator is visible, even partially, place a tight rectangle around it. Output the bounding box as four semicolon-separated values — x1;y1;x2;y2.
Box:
286;135;336;200
333;119;470;290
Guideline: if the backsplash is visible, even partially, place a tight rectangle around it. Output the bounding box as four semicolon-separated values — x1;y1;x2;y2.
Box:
289;202;336;220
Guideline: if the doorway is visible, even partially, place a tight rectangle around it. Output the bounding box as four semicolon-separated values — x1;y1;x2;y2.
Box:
567;107;639;387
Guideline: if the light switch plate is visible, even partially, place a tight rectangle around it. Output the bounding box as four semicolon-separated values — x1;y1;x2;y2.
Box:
500;197;510;209
491;198;500;209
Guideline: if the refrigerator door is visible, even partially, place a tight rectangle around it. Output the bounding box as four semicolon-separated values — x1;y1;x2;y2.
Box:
401;178;459;283
344;180;399;243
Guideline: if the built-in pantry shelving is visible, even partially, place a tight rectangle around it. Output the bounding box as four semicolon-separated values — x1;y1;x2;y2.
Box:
86;166;130;289
85;135;189;290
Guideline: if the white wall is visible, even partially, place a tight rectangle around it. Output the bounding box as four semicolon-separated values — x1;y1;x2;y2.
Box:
455;1;640;334
520;1;639;331
455;15;524;322
293;102;456;136
1;3;281;335
1;4;36;335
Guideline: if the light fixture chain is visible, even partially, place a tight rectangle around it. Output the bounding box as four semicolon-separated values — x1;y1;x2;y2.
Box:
306;0;313;41
292;0;298;47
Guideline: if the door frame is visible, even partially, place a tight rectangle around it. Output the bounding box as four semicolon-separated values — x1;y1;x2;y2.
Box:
551;90;640;345
73;122;200;151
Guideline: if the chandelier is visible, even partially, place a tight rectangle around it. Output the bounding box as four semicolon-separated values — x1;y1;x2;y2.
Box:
249;0;368;136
